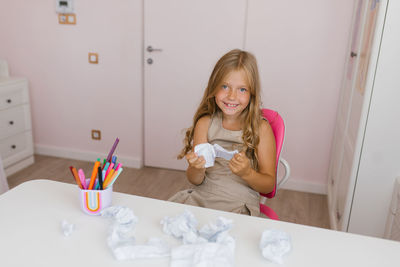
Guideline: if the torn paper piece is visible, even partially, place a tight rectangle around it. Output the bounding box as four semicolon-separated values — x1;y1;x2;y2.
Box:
161;209;200;244
194;143;238;168
170;240;234;267
259;229;291;264
111;237;170;261
61;220;75;237
213;144;238;161
162;210;236;267
194;143;216;168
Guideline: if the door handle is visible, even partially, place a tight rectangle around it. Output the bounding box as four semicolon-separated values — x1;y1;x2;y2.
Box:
147;46;162;52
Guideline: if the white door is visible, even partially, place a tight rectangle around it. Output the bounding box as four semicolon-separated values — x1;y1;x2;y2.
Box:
338;0;383;231
348;0;400;237
327;0;366;230
144;0;246;170
327;0;384;231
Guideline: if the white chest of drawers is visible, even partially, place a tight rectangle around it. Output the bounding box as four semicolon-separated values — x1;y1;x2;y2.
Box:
0;76;34;176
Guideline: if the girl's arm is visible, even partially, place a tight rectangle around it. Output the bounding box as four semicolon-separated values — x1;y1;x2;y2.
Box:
229;120;276;194
185;115;210;185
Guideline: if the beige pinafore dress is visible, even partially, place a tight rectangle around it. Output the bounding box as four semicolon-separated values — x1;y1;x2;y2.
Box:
169;112;261;216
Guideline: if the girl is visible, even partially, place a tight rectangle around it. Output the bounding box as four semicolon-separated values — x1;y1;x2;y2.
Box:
169;49;276;216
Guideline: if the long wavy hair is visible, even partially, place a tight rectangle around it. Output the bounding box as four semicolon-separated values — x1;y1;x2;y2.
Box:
178;49;263;170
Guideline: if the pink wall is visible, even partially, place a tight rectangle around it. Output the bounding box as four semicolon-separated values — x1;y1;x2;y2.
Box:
245;0;355;192
0;0;143;166
0;0;354;193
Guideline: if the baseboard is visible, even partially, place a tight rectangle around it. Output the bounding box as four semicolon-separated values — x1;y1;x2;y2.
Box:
4;156;35;176
280;178;327;195
35;144;143;169
34;144;327;194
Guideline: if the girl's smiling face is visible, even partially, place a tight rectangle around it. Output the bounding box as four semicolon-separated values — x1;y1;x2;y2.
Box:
215;69;251;119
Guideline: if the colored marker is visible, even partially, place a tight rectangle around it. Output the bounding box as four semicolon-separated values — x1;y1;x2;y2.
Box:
106;168;123;188
112;155;117;164
103;169;115;188
106;138;119;162
103;162;110;173
88;158;101;190
115;163;122;171
69;166;83;189
98;166;103;190
105;163;114;178
102;170;106;184
94;176;101;190
78;169;86;189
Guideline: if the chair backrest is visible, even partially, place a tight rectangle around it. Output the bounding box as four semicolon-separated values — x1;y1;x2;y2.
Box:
260;108;285;199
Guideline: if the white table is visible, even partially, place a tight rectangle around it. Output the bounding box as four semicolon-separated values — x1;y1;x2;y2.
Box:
0;180;399;266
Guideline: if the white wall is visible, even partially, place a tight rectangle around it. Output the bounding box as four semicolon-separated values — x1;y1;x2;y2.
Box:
0;0;354;194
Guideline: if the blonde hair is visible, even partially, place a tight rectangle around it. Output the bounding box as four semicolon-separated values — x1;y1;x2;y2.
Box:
178;49;263;170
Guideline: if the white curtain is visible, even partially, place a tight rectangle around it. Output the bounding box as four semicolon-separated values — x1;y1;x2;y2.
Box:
0;155;9;194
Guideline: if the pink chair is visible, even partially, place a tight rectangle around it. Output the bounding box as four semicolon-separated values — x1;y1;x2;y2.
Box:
259;108;291;220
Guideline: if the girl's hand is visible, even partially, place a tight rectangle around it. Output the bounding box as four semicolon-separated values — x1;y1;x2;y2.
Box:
185;152;206;169
229;151;252;178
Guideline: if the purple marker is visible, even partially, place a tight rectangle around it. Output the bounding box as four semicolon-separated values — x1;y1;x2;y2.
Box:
106;137;119;162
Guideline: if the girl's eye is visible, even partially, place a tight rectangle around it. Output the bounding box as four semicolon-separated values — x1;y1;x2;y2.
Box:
239;87;247;93
222;85;228;90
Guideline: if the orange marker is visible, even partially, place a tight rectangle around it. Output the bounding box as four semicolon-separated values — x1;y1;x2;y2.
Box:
88;158;101;190
104;168;123;189
105;163;114;178
69;166;83;189
102;169;115;188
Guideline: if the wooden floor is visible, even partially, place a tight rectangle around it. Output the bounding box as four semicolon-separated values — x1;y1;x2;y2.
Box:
7;155;330;229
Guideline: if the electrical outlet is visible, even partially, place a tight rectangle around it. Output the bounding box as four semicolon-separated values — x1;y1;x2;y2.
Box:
58;13;76;25
88;52;99;64
91;130;101;140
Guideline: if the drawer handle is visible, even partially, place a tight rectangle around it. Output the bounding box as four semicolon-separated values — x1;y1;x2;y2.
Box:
6;99;12;104
11;145;16;149
9;121;14;125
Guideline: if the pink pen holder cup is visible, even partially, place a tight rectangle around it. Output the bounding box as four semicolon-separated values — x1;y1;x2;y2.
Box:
79;179;112;215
